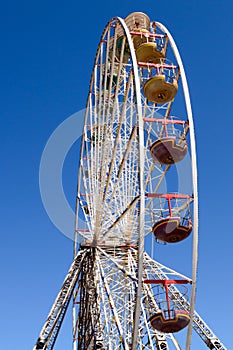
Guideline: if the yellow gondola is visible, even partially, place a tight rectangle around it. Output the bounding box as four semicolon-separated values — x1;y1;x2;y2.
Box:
136;42;165;64
144;75;178;103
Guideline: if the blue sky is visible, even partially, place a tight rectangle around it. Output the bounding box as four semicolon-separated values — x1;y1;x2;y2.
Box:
1;1;232;349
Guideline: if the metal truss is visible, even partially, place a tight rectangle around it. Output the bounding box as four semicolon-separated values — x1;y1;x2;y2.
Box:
32;249;87;350
33;246;226;349
72;247;103;349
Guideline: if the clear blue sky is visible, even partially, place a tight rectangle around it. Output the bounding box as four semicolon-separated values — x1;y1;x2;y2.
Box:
1;1;232;349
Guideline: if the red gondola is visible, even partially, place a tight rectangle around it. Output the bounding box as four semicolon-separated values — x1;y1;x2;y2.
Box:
146;193;193;244
152;216;192;243
150;309;190;333
144;279;191;334
150;136;188;164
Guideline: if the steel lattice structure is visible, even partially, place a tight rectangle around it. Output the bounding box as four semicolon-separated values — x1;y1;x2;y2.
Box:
33;12;227;350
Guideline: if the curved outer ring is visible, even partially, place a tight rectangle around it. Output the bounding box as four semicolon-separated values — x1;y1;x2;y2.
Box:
156;21;199;350
116;17;199;350
74;17;145;349
116;16;145;350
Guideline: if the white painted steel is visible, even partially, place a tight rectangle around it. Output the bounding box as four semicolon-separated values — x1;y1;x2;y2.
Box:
155;21;199;350
74;14;197;349
116;16;145;350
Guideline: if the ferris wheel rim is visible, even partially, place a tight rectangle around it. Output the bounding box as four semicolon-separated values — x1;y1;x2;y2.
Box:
155;21;199;350
116;15;145;350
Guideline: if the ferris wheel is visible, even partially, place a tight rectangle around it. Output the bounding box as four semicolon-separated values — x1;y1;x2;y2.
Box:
33;12;226;350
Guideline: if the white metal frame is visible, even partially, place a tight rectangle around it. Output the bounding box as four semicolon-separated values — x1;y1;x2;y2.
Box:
32;12;227;350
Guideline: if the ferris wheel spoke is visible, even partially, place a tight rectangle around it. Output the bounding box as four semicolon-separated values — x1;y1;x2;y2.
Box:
97;252;132;350
102;72;134;201
145;165;171;210
103;124;137;204
97;246;138;282
172;197;194;217
101;195;140;242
